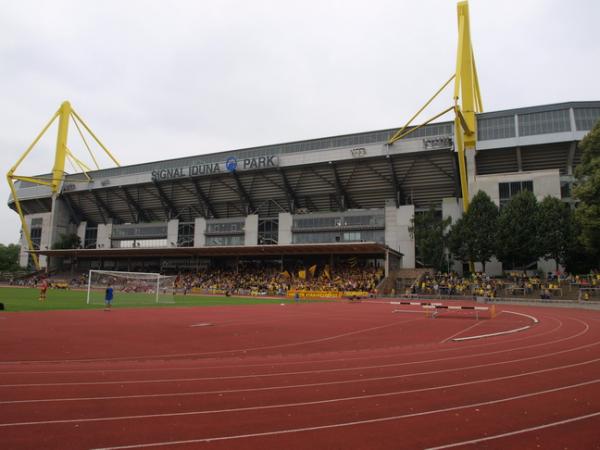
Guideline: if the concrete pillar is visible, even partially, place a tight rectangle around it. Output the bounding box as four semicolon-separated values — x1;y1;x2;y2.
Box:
465;147;477;201
49;196;74;249
76;221;87;246
194;217;206;247
442;198;463;273
244;214;258;246
167;219;179;247
96;221;113;249
278;212;293;245
384;203;415;269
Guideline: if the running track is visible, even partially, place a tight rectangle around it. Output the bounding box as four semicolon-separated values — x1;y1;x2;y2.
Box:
1;301;599;449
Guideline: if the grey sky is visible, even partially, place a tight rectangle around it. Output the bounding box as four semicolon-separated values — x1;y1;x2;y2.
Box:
1;0;598;244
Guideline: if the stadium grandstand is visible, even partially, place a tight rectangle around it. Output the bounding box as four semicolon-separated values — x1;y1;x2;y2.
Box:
9;101;600;280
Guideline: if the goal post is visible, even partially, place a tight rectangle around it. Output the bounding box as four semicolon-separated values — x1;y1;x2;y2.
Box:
86;270;176;305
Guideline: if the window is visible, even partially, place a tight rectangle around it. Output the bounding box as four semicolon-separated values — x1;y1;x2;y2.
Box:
177;222;195;247
258;218;278;245
574;108;600;131
84;227;98;249
477;116;516;140
206;235;244;246
206;221;244;234
518;110;570;136
112;239;167;248
499;180;533;207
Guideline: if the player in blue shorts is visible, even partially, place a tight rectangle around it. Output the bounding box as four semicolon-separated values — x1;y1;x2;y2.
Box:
104;284;114;310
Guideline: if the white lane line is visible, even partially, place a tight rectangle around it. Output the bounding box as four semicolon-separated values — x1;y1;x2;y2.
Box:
0;320;590;389
452;310;540;342
440;321;485;344
0;318;420;365
85;379;600;450
2;356;600;426
504;310;540;324
0;313;565;377
425;411;600;449
452;325;532;342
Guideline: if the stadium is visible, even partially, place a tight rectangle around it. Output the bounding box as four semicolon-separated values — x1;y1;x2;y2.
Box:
3;2;600;449
8;100;600;280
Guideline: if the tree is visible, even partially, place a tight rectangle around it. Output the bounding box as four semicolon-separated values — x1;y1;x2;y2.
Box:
447;191;498;271
495;190;542;269
0;244;21;271
573;119;600;262
537;196;575;271
409;206;451;272
447;216;469;265
52;233;81;250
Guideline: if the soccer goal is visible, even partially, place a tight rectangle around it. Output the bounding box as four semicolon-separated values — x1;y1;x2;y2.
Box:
86;270;177;305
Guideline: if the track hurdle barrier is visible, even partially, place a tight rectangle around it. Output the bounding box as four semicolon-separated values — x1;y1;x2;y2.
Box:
422;303;492;320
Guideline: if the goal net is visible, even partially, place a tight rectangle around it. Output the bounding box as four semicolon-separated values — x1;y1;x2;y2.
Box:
86;270;177;305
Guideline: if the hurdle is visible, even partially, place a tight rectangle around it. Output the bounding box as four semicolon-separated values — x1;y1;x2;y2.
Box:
422;303;496;320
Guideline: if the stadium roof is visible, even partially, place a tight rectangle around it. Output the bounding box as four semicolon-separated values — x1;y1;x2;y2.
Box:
34;242;400;258
9;101;600;223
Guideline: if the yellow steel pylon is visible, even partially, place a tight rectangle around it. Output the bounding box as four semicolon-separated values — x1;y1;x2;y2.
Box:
388;0;482;213
7;101;120;270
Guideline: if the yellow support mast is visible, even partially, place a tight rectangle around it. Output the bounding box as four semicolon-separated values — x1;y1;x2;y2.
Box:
388;0;482;213
7;101;120;270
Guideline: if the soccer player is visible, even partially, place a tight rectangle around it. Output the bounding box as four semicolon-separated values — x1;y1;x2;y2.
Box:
104;284;114;310
38;276;49;302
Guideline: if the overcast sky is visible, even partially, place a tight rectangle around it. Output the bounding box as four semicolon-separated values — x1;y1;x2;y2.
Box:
1;0;599;244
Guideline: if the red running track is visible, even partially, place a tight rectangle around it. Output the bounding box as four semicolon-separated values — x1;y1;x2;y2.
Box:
1;301;599;449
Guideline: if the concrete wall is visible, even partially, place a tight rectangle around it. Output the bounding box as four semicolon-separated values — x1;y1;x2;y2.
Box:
167;219;179;247
76;222;87;245
244;214;258;246
278;212;292;245
442;198;464;273
193;217;206;247
96;221;113;249
384;204;415;268
18;212;52;268
471;169;562;276
472;169;561;203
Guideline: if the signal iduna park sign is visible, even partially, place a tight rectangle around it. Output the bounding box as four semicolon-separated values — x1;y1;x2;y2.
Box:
151;155;278;181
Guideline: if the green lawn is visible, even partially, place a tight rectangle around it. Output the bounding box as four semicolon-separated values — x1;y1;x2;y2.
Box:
0;287;297;312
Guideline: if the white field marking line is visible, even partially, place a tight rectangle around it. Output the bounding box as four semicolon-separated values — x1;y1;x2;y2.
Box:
452;326;531;341
425;411;600;450
3;359;600;428
0;312;564;377
440;320;485;344
0;317;422;365
85;379;600;450
451;310;540;342
0;318;589;389
3;332;599;405
504;309;540;323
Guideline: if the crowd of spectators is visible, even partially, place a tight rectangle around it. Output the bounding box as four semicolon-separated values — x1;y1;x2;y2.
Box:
174;265;383;296
410;270;600;300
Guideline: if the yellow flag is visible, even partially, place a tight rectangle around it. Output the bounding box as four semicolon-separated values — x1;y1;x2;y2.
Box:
308;264;317;277
280;270;290;278
323;265;330;279
298;270;306;280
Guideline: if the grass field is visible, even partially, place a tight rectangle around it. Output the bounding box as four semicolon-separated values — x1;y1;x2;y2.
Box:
0;287;300;312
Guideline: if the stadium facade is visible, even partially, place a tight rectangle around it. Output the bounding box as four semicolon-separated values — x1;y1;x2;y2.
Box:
9;101;600;276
